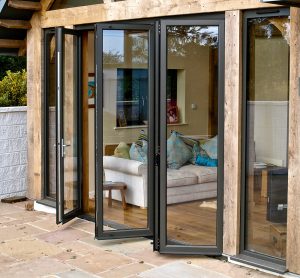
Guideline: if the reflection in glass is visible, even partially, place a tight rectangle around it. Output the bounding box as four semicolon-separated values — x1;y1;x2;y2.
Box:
46;33;56;199
166;26;219;246
245;16;290;259
63;34;79;214
102;29;149;230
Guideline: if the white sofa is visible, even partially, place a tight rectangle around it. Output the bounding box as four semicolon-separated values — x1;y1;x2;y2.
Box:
103;156;217;208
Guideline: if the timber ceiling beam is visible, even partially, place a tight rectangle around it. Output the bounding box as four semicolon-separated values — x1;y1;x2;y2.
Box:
8;0;42;11
0;39;25;48
0;19;31;29
41;0;281;28
41;0;55;11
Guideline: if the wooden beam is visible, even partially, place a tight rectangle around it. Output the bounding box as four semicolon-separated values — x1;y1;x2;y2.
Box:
41;0;55;12
18;38;26;56
26;13;42;200
0;19;31;29
287;7;300;275
0;39;24;48
8;0;42;11
41;0;280;28
223;10;243;256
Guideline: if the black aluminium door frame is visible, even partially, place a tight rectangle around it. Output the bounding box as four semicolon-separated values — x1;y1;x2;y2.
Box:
95;23;155;239
239;8;289;267
56;27;83;224
158;19;225;255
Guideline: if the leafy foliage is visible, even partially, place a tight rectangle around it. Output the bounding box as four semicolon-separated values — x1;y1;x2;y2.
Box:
0;70;27;107
0;56;26;80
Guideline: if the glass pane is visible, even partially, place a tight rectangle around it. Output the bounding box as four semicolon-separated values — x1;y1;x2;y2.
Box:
102;29;149;230
165;25;219;245
46;33;56;199
63;34;79;214
245;16;290;259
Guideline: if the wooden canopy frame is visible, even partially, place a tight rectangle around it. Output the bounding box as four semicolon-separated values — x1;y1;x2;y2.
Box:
23;0;300;275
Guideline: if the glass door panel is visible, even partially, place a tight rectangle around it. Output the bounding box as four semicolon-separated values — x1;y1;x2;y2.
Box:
159;20;224;254
244;13;290;260
45;30;57;199
56;27;82;224
95;24;154;239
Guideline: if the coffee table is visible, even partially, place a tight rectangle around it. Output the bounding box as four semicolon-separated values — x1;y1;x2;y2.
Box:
103;181;127;210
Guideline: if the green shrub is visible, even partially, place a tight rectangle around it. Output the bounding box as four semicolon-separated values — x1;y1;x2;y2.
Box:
0;70;27;107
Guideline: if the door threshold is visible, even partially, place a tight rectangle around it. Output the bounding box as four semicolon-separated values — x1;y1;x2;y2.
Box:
228;254;287;275
34;200;56;214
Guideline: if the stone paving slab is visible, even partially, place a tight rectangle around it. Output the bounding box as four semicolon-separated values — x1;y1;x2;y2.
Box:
0;202;279;278
139;261;230;278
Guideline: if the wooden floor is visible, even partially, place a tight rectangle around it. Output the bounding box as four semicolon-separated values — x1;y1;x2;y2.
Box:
89;198;217;245
89;188;286;258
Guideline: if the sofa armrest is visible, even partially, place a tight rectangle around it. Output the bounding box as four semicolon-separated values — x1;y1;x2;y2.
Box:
103;156;145;176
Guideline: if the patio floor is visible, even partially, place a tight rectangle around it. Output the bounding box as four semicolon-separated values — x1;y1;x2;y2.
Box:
0;201;279;278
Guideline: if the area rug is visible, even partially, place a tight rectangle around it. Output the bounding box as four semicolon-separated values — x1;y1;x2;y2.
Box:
199;200;217;210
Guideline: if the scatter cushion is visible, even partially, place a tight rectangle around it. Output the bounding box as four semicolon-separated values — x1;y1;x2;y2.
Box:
135;129;148;147
195;155;218;167
190;143;209;165
129;142;147;163
114;142;130;159
201;135;218;160
167;131;192;169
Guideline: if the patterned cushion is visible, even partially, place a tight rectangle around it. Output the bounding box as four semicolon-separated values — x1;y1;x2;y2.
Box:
201;135;218;160
135;130;148;147
167;131;192;169
190;143;209;165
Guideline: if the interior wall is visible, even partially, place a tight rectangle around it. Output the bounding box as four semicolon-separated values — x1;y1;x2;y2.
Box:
254;37;289;101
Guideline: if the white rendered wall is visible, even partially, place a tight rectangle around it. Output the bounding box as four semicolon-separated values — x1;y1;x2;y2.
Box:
248;101;288;167
0;107;27;199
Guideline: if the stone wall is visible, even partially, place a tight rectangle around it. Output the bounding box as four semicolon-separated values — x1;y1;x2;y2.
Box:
0;107;27;199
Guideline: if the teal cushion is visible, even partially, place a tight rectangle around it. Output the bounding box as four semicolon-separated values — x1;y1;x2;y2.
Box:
129;142;147;163
167;132;192;169
195;154;218;167
201;135;218;160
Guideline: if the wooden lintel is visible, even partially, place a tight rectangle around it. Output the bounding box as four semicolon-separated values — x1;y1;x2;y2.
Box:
8;0;42;11
0;39;24;48
41;0;280;28
0;19;31;29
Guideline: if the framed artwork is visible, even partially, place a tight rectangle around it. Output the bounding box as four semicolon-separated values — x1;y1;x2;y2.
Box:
167;105;179;124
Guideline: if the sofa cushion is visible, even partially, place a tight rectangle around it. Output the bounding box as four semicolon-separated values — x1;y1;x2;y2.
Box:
129;142;147;163
114;142;130;159
180;164;217;184
201;135;218;159
167;131;192;169
103;156;144;176
167;169;198;188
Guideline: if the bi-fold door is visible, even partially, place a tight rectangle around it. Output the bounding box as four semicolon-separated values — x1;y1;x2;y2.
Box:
55;18;224;255
94;19;224;255
95;23;155;239
55;27;83;224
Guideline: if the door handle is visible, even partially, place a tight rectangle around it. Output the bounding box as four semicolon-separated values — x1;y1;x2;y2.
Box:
61;139;71;158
